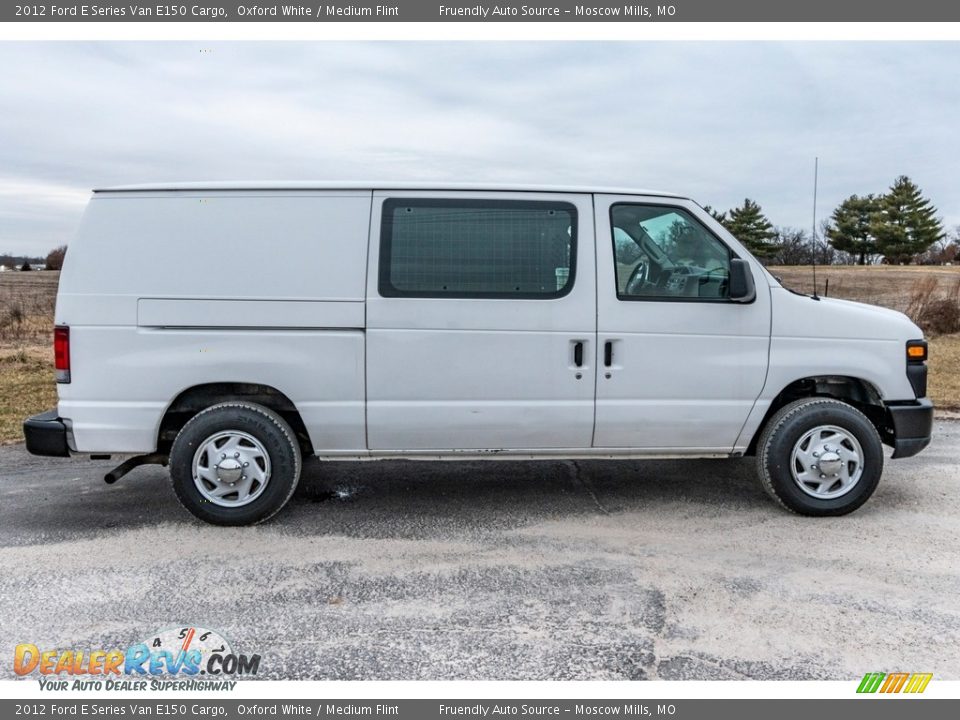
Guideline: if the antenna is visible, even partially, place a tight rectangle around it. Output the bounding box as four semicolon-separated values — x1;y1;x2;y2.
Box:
811;157;820;300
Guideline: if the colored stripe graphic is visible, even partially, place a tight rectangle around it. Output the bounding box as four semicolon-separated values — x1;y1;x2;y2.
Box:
857;672;932;694
857;672;885;693
181;627;196;652
904;673;933;694
881;672;910;693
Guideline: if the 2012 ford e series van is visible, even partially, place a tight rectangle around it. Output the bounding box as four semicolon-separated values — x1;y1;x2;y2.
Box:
23;183;934;525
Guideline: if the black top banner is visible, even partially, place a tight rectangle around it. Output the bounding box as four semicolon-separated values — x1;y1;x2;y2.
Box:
5;1;960;22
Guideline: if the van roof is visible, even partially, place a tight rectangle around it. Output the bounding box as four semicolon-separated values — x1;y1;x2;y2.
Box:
93;181;687;198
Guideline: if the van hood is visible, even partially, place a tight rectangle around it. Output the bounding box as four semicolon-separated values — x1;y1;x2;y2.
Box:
771;287;923;342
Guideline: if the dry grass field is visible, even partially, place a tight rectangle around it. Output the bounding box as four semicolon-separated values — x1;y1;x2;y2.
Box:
0;270;58;343
0;272;58;442
1;268;958;444
770;264;960;315
928;334;960;412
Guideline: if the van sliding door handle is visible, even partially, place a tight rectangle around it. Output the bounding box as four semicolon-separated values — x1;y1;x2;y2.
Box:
604;341;613;367
573;341;584;367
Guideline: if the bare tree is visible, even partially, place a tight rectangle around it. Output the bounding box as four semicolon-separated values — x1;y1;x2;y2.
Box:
45;245;67;271
767;227;810;265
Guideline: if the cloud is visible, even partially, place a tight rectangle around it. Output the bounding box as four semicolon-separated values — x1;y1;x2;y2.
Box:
0;41;958;254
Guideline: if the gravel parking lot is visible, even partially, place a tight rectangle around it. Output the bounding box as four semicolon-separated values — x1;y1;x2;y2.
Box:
1;422;959;681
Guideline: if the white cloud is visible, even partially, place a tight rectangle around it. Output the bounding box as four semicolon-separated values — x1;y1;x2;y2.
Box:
0;41;957;255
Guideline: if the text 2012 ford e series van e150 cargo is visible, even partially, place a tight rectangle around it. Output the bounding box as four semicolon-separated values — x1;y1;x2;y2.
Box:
23;182;934;525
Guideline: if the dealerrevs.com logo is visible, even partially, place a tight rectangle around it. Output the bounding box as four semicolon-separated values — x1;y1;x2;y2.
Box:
857;672;933;694
14;626;260;691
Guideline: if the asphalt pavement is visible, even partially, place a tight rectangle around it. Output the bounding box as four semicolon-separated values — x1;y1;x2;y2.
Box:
1;422;958;680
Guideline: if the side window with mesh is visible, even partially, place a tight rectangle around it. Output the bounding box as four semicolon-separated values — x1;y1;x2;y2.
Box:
379;199;576;298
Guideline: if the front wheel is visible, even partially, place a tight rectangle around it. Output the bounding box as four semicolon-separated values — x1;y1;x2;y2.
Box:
756;398;883;516
169;402;302;525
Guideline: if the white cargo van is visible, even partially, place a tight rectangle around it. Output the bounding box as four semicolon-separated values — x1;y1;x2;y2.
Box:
24;183;933;525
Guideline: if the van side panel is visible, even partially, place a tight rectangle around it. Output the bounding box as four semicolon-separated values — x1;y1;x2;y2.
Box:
137;299;365;329
59;192;369;307
732;287;921;451
56;191;371;454
365;191;597;451
58;328;365;453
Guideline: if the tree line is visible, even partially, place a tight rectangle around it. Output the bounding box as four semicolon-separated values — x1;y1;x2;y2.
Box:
0;246;67;271
706;175;956;266
6;178;956;270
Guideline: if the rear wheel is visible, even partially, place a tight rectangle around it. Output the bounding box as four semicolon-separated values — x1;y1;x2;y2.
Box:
169;402;301;525
756;398;883;516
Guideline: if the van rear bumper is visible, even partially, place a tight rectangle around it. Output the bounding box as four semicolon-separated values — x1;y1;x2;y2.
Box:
886;398;934;459
23;410;71;457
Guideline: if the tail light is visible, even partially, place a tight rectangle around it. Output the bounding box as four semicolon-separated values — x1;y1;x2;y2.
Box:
54;326;70;383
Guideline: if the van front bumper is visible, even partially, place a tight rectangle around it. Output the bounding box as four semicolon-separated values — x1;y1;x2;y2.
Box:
886;398;934;459
23;409;71;457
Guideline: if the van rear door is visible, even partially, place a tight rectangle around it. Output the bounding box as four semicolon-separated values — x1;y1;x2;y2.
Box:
365;191;596;451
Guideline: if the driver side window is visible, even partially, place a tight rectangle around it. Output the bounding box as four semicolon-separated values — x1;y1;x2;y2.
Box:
611;204;731;300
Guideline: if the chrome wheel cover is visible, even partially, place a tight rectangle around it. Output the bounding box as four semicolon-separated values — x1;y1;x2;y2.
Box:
790;424;864;500
192;431;271;508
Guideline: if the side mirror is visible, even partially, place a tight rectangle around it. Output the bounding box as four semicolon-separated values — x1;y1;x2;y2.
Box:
728;258;756;303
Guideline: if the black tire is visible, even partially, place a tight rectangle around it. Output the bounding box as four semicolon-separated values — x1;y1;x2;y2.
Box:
756;398;883;516
169;402;301;525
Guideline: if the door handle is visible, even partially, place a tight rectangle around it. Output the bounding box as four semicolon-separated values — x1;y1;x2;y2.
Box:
604;341;613;367
573;341;584;367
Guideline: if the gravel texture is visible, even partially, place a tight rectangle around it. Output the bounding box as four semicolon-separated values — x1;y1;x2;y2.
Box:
1;423;958;681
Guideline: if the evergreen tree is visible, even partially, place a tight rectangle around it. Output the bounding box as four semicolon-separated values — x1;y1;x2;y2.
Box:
825;194;880;265
723;198;776;257
871;176;945;264
701;205;727;224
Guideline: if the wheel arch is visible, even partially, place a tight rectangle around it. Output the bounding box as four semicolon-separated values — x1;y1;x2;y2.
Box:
157;382;314;456
746;375;893;456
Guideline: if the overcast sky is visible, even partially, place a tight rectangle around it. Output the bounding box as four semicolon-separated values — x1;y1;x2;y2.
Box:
1;41;958;256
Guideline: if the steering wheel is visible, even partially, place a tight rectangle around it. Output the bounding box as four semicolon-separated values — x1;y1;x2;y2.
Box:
625;261;649;295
